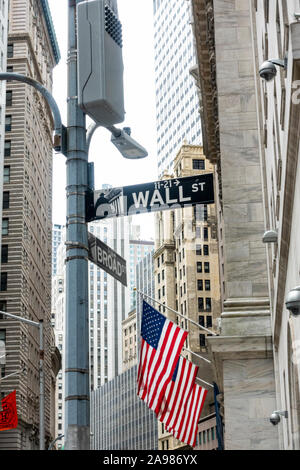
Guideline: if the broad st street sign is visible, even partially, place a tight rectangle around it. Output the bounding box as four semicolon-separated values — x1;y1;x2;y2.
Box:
86;173;214;222
88;232;127;287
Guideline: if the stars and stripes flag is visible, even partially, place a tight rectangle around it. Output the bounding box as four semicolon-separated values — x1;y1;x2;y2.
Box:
167;382;207;448
157;355;199;429
137;300;188;413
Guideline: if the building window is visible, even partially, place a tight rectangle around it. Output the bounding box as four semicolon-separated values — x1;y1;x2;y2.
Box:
203;245;209;256
197;262;202;273
199;334;206;347
193;159;205;170
203;227;208;240
6;91;12;107
196;244;202;256
5;115;12;132
7;43;13;58
162;439;169;450
204;262;210;273
0;301;7;320
206;316;212;328
4;141;11;157
1;245;8;264
3;166;10;184
2;218;8;236
206;298;212;311
205;280;211;291
199;315;205;326
197;279;203;291
198;297;204;311
2;192;9;210
0;273;7;291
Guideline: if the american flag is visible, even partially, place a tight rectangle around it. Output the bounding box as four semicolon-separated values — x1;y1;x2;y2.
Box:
168;382;207;448
157;355;198;428
137;301;188;413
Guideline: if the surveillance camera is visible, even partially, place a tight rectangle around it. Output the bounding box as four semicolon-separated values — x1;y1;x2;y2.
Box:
259;58;287;82
285;287;300;316
270;410;288;425
270;411;281;425
259;61;278;81
262;230;278;244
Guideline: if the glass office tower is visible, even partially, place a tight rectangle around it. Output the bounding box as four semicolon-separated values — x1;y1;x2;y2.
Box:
153;0;202;177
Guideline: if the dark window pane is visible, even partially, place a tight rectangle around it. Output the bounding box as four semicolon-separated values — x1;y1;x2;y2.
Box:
199;334;206;347
198;297;204;311
7;44;13;58
193;159;205;170
6;91;12;107
0;273;7;291
5;115;11;132
204;262;210;273
2;192;9;210
1;245;8;263
4;141;11;157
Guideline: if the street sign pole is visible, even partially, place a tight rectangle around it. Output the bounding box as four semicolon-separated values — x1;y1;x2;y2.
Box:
64;0;90;450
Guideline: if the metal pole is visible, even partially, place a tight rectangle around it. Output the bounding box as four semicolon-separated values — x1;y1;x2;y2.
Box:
64;0;90;450
39;320;45;451
134;289;218;336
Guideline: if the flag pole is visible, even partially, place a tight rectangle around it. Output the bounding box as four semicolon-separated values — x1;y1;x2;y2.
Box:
0;367;25;383
134;288;218;336
182;347;211;364
196;377;214;388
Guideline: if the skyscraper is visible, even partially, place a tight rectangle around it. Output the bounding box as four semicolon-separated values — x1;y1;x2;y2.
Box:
0;0;60;450
52;224;64;276
0;0;8;253
153;0;202;177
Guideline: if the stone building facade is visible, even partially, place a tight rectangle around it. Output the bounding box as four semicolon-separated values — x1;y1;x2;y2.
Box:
0;0;60;450
190;0;300;450
154;144;221;450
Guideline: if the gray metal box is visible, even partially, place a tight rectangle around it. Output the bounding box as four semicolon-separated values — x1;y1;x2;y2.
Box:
77;0;125;126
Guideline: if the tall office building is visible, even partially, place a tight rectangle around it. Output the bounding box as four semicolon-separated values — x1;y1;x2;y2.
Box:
153;0;202;177
0;0;60;450
129;231;154;309
154;144;221;450
52;224;64;276
0;0;8;253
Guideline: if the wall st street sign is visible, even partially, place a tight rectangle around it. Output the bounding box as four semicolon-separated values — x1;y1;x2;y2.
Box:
86;173;214;222
88;232;127;287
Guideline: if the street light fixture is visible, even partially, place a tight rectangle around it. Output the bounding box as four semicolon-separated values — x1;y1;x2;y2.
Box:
86;122;148;159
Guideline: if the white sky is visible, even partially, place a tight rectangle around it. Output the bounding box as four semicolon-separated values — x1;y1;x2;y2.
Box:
48;0;157;237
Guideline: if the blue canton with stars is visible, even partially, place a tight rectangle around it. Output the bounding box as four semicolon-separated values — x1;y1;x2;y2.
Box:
141;301;166;350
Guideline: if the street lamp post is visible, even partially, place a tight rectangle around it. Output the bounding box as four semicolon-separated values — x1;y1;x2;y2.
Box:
0;0;148;451
64;0;90;450
0;310;45;450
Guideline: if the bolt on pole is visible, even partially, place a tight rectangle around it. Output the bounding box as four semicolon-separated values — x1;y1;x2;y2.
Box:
64;0;90;450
